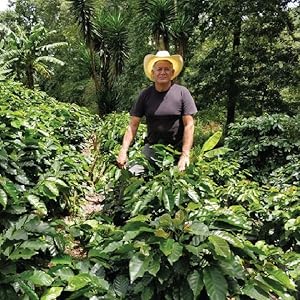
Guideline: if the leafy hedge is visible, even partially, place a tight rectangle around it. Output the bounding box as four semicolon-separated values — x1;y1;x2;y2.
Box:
225;113;300;183
0;81;101;299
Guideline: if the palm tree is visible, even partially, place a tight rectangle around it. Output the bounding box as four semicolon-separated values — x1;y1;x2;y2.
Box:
93;10;129;113
139;0;175;51
69;1;129;113
0;24;67;88
171;14;193;58
68;0;101;100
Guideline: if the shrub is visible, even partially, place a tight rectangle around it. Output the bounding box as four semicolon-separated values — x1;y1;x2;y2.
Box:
225;113;300;182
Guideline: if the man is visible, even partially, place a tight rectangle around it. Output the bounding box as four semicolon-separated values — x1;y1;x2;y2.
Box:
117;50;197;172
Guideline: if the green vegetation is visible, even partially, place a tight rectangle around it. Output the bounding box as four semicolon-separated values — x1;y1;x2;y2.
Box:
0;0;299;299
1;82;299;299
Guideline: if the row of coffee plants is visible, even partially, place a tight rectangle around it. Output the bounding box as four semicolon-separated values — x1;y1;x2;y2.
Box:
85;113;299;299
226;114;300;184
0;81;105;299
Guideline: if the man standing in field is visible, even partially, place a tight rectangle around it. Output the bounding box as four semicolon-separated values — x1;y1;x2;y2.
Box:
117;50;197;172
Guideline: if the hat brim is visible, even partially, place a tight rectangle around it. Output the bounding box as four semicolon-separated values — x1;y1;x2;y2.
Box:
143;54;183;81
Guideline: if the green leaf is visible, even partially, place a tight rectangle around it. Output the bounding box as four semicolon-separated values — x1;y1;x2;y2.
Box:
174;189;184;206
15;174;30;185
213;230;243;248
102;241;123;253
188;222;209;239
113;275;129;297
200;131;222;154
51;255;72;266
148;254;160;276
219;258;244;279
187;188;200;203
20;239;48;251
162;189;174;211
52;267;74;281
9;248;37;260
203;147;231;158
28;270;54;286
0;188;7;208
154;228;170;238
6;228;28;240
209;235;231;258
242;284;270;300
266;267;296;290
187;270;204;299
168;242;183;265
44;180;60;196
129;253;148;283
141;286;154;300
18;280;39;300
41;287;63;300
173;210;185;226
66;273;91;291
27;194;47;215
46;177;68;187
158;214;173;227
160;239;175;256
186;245;205;256
203;266;228;300
127;215;151;223
2;181;18;201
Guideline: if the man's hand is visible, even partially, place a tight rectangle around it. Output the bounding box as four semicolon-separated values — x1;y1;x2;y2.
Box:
117;148;127;169
177;153;190;171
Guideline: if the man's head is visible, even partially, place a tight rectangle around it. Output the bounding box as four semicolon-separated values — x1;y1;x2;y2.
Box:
143;51;183;81
151;60;175;84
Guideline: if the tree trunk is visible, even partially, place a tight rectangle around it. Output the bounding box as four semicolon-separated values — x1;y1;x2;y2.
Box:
226;18;241;129
25;62;34;89
89;42;102;114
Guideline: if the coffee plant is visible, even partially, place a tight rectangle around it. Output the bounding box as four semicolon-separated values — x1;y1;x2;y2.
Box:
0;81;108;298
225;113;300;183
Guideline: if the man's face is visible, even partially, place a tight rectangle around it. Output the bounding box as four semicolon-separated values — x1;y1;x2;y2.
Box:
151;60;174;84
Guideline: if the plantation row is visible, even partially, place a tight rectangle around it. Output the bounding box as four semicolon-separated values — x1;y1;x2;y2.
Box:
0;81;299;299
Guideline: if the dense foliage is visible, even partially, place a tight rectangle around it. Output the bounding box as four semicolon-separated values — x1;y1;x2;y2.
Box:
0;81;299;299
90;113;300;299
225;113;300;182
0;0;299;299
0;0;299;119
0;81;100;299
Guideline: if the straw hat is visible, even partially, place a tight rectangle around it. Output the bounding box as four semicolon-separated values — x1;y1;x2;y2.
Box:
143;50;183;81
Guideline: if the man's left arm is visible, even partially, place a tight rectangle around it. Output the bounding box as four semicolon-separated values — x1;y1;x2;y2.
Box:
178;115;195;171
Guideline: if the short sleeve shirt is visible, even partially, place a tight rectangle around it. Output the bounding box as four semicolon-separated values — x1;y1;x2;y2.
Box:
130;83;197;146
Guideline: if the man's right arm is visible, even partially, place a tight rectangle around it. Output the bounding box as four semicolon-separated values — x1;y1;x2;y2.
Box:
117;116;141;168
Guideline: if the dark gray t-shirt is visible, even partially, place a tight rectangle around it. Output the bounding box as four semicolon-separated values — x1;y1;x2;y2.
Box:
130;83;197;147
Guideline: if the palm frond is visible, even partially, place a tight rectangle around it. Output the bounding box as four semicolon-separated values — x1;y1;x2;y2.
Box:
68;0;97;45
35;56;65;66
37;42;68;52
33;61;54;79
102;11;129;78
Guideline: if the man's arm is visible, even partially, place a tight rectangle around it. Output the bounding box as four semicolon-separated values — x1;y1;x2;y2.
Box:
177;115;195;171
117;116;141;168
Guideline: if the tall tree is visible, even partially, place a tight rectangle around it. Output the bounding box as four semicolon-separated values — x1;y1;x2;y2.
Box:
93;10;129;113
185;0;299;128
171;14;193;58
69;0;129;114
69;0;101;107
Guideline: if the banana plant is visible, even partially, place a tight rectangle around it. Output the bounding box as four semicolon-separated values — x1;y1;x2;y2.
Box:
0;23;67;88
